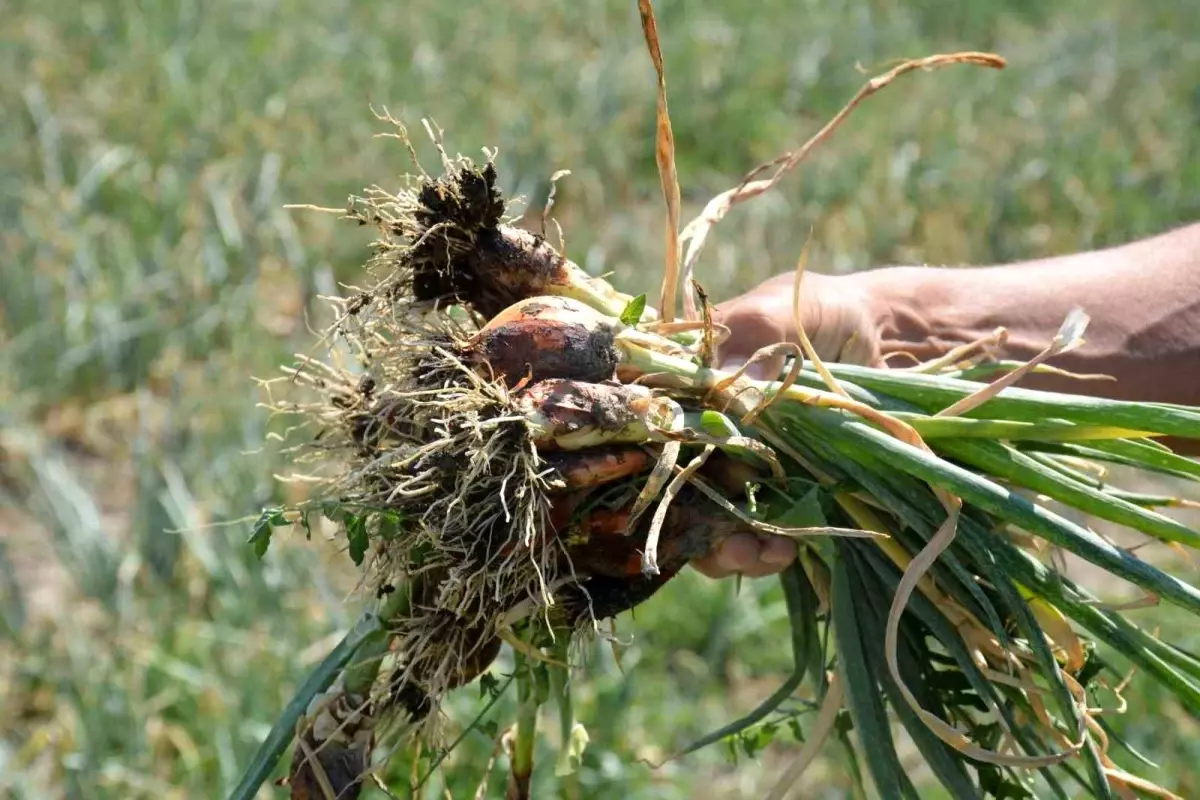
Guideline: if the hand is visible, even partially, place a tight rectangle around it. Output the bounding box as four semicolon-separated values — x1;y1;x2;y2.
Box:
692;222;1200;579
690;270;884;579
714;270;885;377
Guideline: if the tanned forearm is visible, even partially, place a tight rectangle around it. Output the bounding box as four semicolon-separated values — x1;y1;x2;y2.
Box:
854;223;1200;407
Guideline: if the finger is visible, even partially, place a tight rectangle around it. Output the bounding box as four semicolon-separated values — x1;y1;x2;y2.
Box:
713;304;789;371
691;535;794;579
712;532;761;572
838;326;885;368
698;452;763;498
732;536;795;578
690;551;735;579
759;535;798;566
690;532;761;578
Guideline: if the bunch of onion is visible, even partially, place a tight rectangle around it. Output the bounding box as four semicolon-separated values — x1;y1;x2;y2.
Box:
231;148;1200;800
233;38;1200;800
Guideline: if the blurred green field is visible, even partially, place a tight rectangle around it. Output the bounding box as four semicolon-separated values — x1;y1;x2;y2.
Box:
2;0;1199;797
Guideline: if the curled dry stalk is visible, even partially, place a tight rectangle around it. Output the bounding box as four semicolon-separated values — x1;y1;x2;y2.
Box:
768;673;844;800
636;0;683;324
670;51;1006;317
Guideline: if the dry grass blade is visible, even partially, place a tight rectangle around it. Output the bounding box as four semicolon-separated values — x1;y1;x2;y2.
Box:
636;0;683;324
625;440;681;533
655;426;784;482
704;342;802;415
1104;769;1185;800
936;308;1089;417
766;674;844;800
685;473;881;540
883;501;1084;767
540;169;572;240
642;444;715;575
679;51;1006;281
741;344;808;424
909;326;1008;373
1026;593;1086;673
790;236;849;398
694;280;716;367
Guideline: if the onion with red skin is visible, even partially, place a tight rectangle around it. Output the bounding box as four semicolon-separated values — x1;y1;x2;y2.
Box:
399;162;635;319
464;296;621;388
544;446;653;489
515;379;675;450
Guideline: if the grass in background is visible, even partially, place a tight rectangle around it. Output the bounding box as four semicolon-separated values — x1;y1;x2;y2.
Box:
1;0;1197;797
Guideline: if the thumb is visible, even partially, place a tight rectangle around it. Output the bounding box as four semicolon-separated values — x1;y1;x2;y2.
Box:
713;302;790;380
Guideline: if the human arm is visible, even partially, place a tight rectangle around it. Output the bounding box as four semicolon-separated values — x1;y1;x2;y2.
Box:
693;222;1200;578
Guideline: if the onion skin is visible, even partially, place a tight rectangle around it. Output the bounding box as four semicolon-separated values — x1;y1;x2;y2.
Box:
288;696;371;800
469;226;639;318
563;486;749;583
561;572;679;624
516;379;673;450
477;295;602;331
466;297;620;388
468;226;576;307
545;447;652;489
289;732;369;800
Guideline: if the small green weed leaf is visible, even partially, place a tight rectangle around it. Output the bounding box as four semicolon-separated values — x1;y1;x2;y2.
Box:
346;514;369;565
787;715;805;742
555;723;590;776
248;507;287;559
479;672;501;699
375;510;403;541
738;721;778;758
619;294;647;326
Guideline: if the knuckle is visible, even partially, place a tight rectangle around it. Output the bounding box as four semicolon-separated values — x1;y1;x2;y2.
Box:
716;307;787;360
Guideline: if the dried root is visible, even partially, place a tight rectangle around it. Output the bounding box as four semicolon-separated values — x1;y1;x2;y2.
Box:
341;151;630;320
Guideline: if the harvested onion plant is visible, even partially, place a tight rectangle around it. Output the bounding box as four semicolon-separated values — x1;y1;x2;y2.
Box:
234;11;1200;800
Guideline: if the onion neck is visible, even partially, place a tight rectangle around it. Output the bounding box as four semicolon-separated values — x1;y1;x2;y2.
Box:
616;339;830;413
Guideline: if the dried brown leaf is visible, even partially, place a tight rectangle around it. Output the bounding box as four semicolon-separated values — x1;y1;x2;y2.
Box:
679;51;1006;287
637;0;683;323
